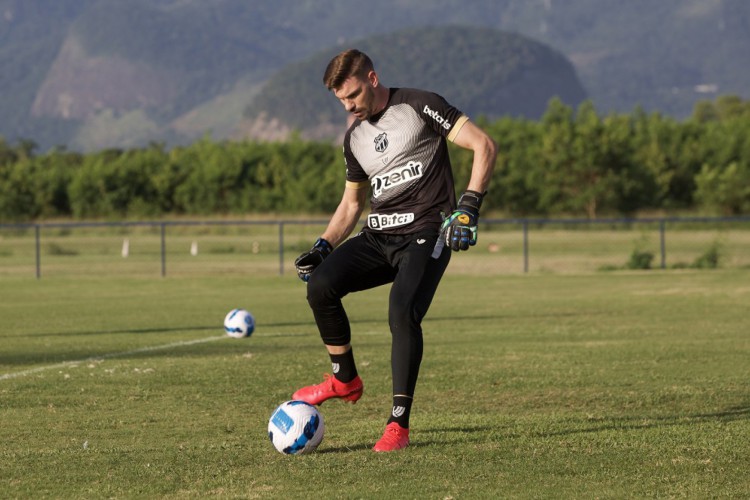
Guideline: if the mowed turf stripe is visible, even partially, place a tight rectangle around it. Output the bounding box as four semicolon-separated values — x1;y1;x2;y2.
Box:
0;335;227;381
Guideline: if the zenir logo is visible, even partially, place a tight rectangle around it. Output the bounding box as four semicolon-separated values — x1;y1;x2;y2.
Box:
371;161;424;198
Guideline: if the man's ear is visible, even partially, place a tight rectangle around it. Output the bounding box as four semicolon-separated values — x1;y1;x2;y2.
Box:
368;70;379;88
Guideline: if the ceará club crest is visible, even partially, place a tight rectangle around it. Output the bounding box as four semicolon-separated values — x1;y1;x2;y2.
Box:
374;132;388;153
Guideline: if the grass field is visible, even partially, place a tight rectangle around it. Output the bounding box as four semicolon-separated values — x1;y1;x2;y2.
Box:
1;269;749;498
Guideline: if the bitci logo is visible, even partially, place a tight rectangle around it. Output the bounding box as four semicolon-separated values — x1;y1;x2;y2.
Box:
368;212;415;230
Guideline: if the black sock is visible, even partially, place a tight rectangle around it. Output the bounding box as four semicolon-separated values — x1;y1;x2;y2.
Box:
330;348;358;383
387;395;413;429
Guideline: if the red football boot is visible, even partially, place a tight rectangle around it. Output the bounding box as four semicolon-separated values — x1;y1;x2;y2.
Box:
373;422;410;452
292;374;363;406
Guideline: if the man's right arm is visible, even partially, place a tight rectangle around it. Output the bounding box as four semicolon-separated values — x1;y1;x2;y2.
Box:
320;184;368;248
294;185;367;282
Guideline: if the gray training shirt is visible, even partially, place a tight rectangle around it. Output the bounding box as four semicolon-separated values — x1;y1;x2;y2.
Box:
343;87;469;235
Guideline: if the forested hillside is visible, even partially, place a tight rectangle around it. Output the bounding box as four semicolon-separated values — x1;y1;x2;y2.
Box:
3;97;749;221
1;0;748;151
244;27;586;140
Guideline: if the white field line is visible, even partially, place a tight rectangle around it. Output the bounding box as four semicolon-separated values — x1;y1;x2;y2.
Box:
0;335;227;381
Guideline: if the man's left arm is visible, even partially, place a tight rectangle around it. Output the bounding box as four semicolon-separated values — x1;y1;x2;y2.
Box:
441;119;498;251
450;119;497;195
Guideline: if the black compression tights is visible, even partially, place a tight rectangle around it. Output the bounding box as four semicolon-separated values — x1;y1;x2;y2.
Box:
305;231;450;396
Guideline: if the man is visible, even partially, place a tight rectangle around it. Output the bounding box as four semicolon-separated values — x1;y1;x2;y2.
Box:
292;49;496;452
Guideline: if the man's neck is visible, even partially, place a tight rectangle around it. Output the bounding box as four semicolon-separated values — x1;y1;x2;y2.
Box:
373;85;390;115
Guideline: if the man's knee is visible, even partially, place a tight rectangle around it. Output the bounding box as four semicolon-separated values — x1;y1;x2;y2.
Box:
306;271;352;346
388;302;422;335
306;269;339;309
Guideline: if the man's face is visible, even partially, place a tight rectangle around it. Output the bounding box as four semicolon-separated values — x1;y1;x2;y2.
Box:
333;74;376;121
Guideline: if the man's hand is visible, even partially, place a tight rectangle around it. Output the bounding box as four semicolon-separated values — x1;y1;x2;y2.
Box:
294;238;333;282
440;190;484;251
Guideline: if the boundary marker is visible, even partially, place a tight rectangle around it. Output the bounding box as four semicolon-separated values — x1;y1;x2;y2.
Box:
0;335;226;381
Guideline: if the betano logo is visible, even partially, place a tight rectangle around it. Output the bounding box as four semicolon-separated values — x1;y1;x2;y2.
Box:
371;161;423;198
423;104;452;131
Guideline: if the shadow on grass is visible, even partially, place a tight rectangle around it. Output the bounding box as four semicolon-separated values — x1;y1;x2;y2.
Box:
0;322;321;368
316;442;374;454
29;310;579;338
380;409;750;450
4;320;319;338
317;424;500;453
530;405;750;438
5;309;580;341
0;310;591;373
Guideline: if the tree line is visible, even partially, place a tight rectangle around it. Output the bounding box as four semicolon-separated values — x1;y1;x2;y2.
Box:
1;96;749;222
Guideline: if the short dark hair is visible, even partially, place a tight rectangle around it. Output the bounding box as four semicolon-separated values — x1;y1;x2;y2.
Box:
323;49;374;90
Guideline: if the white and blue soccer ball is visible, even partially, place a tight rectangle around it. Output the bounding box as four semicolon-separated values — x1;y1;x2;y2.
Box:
223;308;255;338
268;400;325;455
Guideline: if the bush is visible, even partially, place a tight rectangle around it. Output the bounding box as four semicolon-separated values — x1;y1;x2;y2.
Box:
691;242;722;269
626;249;654;270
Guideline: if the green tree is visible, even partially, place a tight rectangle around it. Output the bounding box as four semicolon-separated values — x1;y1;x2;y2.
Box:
28;148;83;218
483;117;545;215
695;161;750;214
538;98;576;214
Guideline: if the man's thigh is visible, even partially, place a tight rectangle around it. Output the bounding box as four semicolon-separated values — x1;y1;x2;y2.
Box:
313;232;396;295
389;231;451;315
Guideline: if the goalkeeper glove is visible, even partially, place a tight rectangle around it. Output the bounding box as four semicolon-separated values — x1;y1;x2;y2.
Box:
294;237;333;282
440;190;484;251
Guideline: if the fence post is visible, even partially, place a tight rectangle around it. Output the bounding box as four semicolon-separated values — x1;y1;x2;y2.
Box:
161;223;166;277
523;220;529;273
35;224;41;279
659;219;666;269
279;221;284;276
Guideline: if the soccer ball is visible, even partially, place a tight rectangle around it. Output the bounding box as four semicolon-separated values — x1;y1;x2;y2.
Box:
223;308;255;338
268;400;325;455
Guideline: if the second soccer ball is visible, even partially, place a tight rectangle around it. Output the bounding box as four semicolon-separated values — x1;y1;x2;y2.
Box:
223;308;255;338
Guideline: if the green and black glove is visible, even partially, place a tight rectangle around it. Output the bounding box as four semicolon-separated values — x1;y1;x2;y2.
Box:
294;238;333;282
440;190;484;251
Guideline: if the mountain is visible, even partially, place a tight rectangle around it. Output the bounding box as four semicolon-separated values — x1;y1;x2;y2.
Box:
243;26;587;141
1;0;749;151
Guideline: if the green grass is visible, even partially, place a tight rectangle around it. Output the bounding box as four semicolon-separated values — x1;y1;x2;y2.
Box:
1;271;749;498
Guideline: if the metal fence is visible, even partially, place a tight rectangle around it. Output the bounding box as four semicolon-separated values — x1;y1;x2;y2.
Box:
1;216;749;278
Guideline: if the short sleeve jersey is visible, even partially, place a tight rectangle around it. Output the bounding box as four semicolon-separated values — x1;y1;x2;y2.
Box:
343;87;469;234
